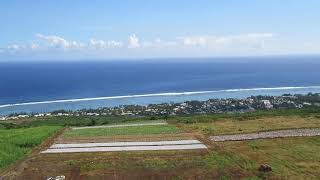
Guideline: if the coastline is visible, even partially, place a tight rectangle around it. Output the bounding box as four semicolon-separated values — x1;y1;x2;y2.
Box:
1;85;320;116
1;85;320;108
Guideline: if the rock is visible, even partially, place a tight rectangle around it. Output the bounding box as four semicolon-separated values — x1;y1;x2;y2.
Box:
259;164;272;172
46;175;66;180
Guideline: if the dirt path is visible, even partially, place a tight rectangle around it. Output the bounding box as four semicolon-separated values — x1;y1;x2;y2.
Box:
210;128;320;142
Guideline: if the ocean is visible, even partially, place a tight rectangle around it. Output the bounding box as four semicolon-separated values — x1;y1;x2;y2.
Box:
1;56;320;116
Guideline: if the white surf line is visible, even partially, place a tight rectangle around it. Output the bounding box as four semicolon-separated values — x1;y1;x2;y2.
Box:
50;140;201;149
210;128;320;142
41;144;207;153
72;122;168;130
2;85;320;108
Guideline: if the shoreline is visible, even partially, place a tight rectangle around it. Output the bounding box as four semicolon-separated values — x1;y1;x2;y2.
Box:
1;91;320;119
1;85;320;108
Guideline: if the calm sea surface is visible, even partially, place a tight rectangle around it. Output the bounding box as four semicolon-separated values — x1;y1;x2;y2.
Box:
1;56;320;115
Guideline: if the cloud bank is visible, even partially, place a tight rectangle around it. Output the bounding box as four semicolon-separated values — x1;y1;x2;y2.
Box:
1;33;278;59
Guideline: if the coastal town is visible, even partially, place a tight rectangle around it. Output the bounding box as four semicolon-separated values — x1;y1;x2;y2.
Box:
1;93;320;121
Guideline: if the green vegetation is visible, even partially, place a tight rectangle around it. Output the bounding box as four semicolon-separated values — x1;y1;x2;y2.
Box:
223;137;320;179
180;116;320;136
63;124;181;137
1;107;320;178
59;137;320;179
170;106;320;124
3;106;320;128
4;115;160;128
0;126;61;170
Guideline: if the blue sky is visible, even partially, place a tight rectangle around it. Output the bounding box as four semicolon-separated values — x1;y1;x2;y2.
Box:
1;0;320;60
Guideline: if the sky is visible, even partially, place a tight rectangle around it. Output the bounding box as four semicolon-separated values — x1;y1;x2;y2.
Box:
1;0;320;60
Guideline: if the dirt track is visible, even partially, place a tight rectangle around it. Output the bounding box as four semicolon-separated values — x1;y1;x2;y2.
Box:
210;128;320;141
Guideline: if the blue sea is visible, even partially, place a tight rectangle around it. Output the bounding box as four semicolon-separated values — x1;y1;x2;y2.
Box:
1;56;320;116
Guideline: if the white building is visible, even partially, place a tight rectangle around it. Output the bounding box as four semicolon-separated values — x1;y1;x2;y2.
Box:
261;100;273;109
35;114;45;117
0;117;7;121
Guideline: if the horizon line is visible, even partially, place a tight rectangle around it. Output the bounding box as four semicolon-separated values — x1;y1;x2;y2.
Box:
1;54;320;62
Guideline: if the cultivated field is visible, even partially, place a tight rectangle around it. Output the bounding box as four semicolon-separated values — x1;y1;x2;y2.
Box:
0;126;61;171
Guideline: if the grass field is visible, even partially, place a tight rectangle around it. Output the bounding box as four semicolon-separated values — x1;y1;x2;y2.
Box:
0;126;61;171
179;115;320;136
16;137;319;179
222;136;320;179
171;107;320;124
63;124;182;137
1;107;320;179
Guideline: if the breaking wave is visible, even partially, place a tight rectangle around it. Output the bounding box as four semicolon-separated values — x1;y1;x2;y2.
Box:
1;86;320;108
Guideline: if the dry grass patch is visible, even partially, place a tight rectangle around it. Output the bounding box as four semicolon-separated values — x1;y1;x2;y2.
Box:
219;136;320;179
180;116;320;136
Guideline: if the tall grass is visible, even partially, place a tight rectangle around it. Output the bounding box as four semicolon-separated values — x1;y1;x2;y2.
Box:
0;126;61;170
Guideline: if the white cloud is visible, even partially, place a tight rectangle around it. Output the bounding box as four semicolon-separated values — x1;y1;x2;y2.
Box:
0;32;283;58
214;33;274;46
89;39;123;49
4;44;37;55
142;38;178;48
178;33;274;49
179;36;207;46
7;44;22;51
108;40;123;48
89;39;107;49
36;34;84;50
128;34;140;48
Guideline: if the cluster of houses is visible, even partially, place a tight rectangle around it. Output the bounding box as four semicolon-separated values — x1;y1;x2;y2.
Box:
1;93;319;120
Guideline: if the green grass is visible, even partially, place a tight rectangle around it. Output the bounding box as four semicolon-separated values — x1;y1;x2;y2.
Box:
2;107;320;178
180;115;320;136
60;150;257;179
70;147;258;179
0;126;61;171
223;137;320;179
63;124;182;137
72;119;166;127
6;107;320;128
5;115;156;128
170;106;320;124
62;137;320;179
